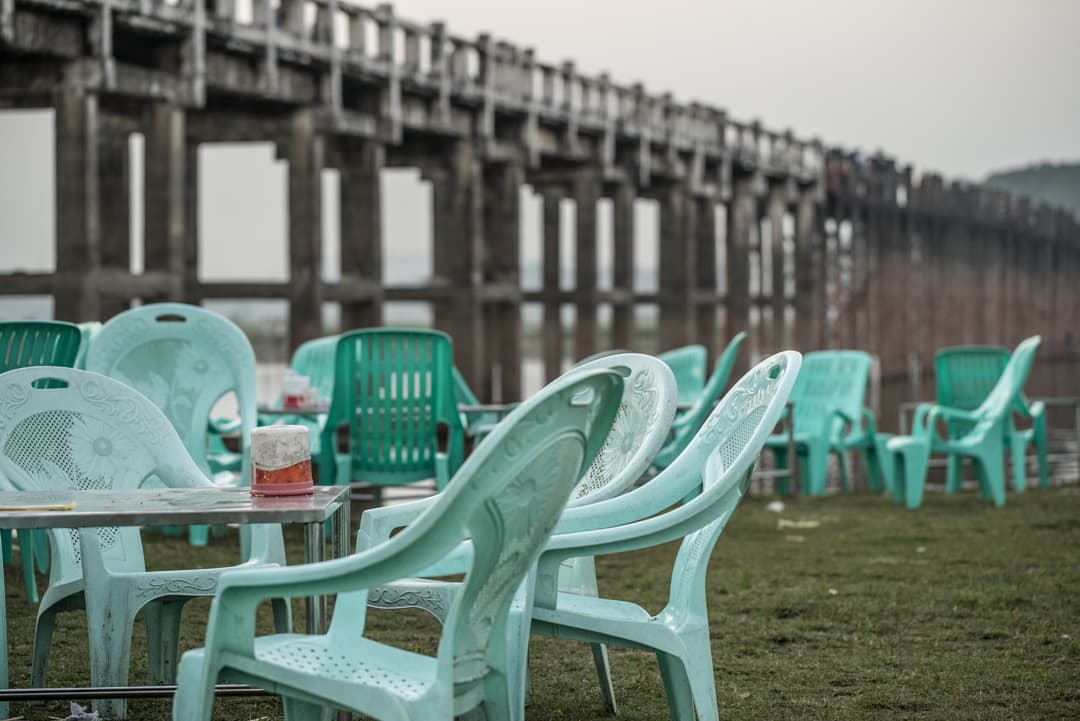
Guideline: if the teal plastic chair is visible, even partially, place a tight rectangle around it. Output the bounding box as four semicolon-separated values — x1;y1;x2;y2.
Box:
0;320;82;603
658;344;708;408
318;329;465;492
171;366;624;721
886;336;1042;509
85;303;259;545
935;345;1048;491
0;366;288;720
652;332;746;471
527;351;801;721
73;321;102;369
452;365;505;443
764;350;884;496
360;352;681;718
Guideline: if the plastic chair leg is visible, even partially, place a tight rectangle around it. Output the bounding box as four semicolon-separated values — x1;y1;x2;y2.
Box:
836;451;850;493
145;599;187;684
31;603;61;688
772;447;791;496
1034;425;1050;489
945;454;964;494
2;528;11;565
1010;437;1028;492
802;443;830;496
188;524;210;547
656;651;696;721
20;531;39;604
862;445;885;493
282;696;334;721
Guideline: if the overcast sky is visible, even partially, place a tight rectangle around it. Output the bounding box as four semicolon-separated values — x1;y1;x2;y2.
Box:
1;0;1077;288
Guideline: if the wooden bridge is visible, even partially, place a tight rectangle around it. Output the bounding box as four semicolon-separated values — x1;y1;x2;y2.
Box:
1;0;1078;422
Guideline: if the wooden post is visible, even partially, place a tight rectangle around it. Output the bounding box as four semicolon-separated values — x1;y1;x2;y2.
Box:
766;183;787;353
541;186;563;381
483;159;523;402
54;82;101;322
794;184;823;351
658;181;694;353
573;167;599;361
182;140;200;304
432;140;485;396
143;103;186;302
97;121;130;318
339;140;385;330
610;179;636;350
694;194;718;357
286;109;324;351
726;174;758;370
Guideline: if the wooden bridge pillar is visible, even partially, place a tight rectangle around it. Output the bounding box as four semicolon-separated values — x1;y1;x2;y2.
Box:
182;140;201;304
541;186;563;381
432;141;485;397
286;109;324;351
483;159;524;402
339;140;385;330
658;181;694;353
765;183;788;353
97;120;131;318
54;82;101;322
726;173;761;369
572;167;600;362
794;184;824;352
694;195;718;358
143;103;187;303
610;179;636;351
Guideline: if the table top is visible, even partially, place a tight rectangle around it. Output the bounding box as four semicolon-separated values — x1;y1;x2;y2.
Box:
257;405;329;416
0;486;350;530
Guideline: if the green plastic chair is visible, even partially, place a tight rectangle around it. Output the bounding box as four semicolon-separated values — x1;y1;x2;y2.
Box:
318;328;465;492
935;345;1048;491
764;350;884;496
0;366;288;720
85;303;259;546
359;352;682;718
658;344;708;408
73;321;102;369
885;336;1042;509
651;332;747;471
0;320;81;604
526;351;801;721
451;365;504;443
171;366;624;721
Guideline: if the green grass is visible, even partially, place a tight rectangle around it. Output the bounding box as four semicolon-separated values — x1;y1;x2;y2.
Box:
5;487;1080;720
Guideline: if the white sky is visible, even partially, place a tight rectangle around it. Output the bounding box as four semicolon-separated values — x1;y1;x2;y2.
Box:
0;0;1077;284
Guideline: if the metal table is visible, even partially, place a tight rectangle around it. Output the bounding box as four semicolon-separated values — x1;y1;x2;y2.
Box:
0;485;351;705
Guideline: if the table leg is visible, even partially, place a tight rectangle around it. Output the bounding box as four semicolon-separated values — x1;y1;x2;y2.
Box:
0;546;8;721
332;493;351;560
303;521;326;634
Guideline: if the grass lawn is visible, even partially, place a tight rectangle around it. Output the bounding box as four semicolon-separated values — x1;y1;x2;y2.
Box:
4;486;1079;720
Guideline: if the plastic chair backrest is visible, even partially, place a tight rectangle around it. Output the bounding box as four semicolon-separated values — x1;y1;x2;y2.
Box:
406;368;623;687
0;367;212;583
935;346;1010;411
789;350;871;441
84;303;257;480
567;352;678;505
327;328;464;486
0;321;81;373
972;336;1041;422
658;344;707;406
451;365;480;406
287;334;338;404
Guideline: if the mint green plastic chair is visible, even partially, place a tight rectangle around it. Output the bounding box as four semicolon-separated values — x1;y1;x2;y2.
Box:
360;352;681;718
74;321;101;369
0;320;82;604
527;350;801;721
658;344;708;408
85;303;258;546
171;367;623;721
652;332;746;471
886;336;1042;509
317;329;465;492
0;366;288;720
935;345;1048;491
764;350;884;496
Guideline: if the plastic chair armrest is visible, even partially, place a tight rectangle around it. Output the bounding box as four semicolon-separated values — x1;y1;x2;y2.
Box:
356;496;438;552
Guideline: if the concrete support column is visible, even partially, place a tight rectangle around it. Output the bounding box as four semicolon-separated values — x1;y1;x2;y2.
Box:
432;141;485;396
483;160;523;402
97;122;131;318
286;109;324;351
610;180;636;350
541;187;563;381
339;140;384;330
144;103;186;302
658;182;694;352
694;195;718;357
54;84;101;322
573;168;599;362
